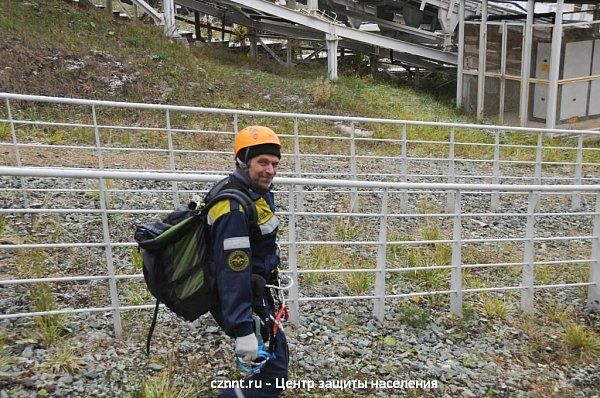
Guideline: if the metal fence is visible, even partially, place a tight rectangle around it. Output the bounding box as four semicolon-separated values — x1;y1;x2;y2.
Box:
2;93;600;215
1;167;599;338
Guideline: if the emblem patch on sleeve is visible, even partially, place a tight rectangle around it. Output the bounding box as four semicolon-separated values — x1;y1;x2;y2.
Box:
227;250;250;272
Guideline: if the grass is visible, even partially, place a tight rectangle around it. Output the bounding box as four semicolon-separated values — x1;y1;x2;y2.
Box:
561;322;600;360
132;352;196;398
313;76;332;106
132;372;196;398
343;271;374;296
334;217;365;241
402;249;449;290
543;302;574;326
0;328;16;370
298;245;340;286
13;243;69;345
397;305;431;329
481;294;510;320
130;247;143;271
42;344;85;374
124;280;153;306
0;214;6;237
3;0;599;172
30;285;69;345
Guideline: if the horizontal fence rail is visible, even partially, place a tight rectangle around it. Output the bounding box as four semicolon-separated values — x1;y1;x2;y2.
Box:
2;93;600;217
1;166;599;338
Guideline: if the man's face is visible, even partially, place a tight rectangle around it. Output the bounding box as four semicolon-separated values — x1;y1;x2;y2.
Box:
247;154;279;190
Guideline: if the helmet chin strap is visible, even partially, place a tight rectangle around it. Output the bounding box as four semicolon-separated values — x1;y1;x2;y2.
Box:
236;157;248;170
235;146;251;170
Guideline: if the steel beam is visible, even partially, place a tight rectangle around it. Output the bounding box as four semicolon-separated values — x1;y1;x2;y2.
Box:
519;0;534;127
163;0;178;37
214;0;457;64
456;0;465;108
477;0;488;119
499;22;507;123
257;38;287;65
326;34;339;81
130;0;164;24
546;0;564;130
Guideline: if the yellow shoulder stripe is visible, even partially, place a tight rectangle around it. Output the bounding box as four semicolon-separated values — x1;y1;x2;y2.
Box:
207;199;245;225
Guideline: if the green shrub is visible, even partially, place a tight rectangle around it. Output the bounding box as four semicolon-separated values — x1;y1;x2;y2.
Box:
397;305;430;329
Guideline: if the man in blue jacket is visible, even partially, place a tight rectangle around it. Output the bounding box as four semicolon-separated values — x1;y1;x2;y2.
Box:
208;126;288;398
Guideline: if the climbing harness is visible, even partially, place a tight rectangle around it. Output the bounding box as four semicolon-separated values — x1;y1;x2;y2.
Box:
234;270;293;374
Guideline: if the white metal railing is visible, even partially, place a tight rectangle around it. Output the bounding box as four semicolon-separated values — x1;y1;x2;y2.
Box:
2;93;600;215
1;166;599;338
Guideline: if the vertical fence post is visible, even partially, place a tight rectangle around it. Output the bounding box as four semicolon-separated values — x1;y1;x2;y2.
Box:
6;99;29;208
587;192;600;311
572;133;584;210
233;113;239;134
521;190;539;315
293;117;304;212
165;110;180;207
491;129;501;211
534;132;543;186
450;189;463;317
400;123;408;212
349;122;358;212
98;177;123;338
373;189;389;322
447;127;456;213
92;105;105;171
287;184;299;324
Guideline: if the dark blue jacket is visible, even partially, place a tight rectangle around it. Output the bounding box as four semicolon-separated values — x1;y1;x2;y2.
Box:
208;171;279;338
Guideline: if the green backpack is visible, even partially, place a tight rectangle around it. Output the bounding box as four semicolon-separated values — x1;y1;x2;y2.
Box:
134;178;257;354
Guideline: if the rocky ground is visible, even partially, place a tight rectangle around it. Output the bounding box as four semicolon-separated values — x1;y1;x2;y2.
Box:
1;143;600;398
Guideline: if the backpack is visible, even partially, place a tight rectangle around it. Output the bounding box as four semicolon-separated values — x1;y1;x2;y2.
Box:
134;178;257;354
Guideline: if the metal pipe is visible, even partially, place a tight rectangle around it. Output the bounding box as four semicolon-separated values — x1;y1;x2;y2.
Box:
3;166;600;192
519;0;535;126
373;189;388;321
546;0;564;130
477;0;488;119
587;192;600;311
3;93;599;135
456;0;465;109
450;190;463;317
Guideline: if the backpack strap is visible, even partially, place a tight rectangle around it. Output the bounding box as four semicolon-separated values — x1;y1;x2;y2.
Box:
205;189;258;225
203;176;258;225
146;299;160;355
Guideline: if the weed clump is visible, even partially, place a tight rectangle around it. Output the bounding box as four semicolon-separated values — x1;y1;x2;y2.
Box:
397;305;431;329
561;323;600;360
481;294;510;320
313;77;332;106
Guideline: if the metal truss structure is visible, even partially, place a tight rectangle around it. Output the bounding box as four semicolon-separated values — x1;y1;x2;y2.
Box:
122;0;525;76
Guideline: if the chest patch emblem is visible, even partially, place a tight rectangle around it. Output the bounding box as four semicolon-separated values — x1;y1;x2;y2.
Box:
256;198;273;225
227;250;249;272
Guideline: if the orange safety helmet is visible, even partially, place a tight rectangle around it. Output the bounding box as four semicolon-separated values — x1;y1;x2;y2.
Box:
233;125;282;160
